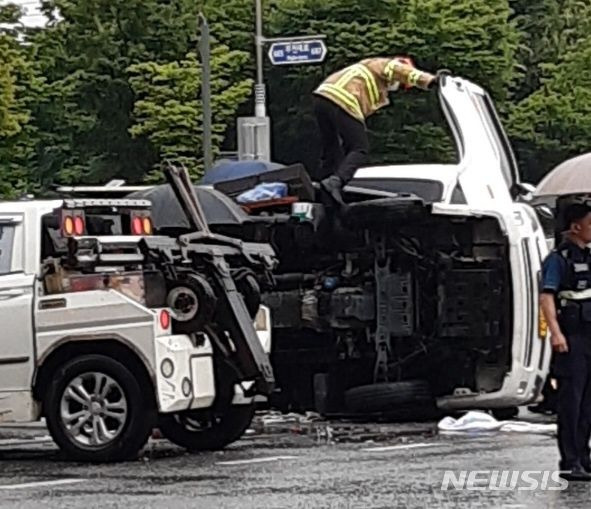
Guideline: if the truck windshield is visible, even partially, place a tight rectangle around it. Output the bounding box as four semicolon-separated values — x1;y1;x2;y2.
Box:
351;178;444;202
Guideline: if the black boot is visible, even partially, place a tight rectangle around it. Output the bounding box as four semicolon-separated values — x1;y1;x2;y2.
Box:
320;175;344;206
559;465;591;481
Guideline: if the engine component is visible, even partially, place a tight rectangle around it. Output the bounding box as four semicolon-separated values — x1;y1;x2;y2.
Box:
438;269;502;338
329;288;375;327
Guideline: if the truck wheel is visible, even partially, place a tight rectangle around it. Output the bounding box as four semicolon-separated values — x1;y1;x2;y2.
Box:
345;380;435;417
167;273;217;334
158;404;256;452
44;354;153;462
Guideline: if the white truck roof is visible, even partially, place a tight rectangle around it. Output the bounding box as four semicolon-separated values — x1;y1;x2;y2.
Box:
353;164;460;203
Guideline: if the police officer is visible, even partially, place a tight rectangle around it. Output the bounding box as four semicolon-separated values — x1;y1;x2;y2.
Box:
313;57;438;204
541;203;591;481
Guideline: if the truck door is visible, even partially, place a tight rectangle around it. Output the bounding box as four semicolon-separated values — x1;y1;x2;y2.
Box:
439;77;521;208
0;215;35;392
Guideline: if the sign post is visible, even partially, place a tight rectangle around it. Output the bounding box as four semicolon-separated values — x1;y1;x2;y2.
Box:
241;0;327;162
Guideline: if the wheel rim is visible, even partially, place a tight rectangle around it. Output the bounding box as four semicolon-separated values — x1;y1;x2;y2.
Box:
167;286;199;321
60;372;128;448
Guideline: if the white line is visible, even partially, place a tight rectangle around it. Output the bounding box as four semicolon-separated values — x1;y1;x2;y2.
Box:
361;443;437;452
0;479;85;490
217;455;298;466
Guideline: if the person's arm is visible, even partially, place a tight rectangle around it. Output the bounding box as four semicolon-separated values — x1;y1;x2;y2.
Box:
383;58;435;90
540;252;568;353
540;293;568;353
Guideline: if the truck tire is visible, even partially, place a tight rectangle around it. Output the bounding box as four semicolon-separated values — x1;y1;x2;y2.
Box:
345;380;434;415
166;273;217;334
44;354;153;462
344;198;427;230
158;404;256;452
234;271;262;319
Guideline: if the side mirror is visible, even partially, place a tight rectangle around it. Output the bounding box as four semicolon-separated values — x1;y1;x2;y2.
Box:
534;204;555;220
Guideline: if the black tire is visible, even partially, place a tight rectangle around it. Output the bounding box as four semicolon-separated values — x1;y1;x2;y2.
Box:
491;407;519;420
235;272;262;319
44;354;153;462
345;380;434;414
159;404;256;452
167;273;217;334
344;197;427;230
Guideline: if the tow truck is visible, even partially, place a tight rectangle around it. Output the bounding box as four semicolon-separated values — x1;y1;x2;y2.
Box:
0;166;275;461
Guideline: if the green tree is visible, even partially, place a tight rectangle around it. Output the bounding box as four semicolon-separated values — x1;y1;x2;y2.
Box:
128;48;252;181
26;0;203;187
0;4;40;197
509;34;591;182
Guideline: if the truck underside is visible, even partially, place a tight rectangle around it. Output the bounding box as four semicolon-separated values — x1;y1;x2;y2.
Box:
260;200;513;413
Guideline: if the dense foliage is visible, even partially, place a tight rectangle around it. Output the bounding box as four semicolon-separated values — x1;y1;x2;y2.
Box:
0;0;589;195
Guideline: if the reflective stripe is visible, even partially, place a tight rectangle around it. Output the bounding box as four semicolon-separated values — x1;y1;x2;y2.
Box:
354;65;380;106
333;64;379;108
385;60;399;83
408;69;422;86
316;84;364;119
558;289;591;301
335;67;358;88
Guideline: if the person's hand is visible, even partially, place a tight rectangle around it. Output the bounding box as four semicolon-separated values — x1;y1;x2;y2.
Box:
429;69;452;89
551;331;569;353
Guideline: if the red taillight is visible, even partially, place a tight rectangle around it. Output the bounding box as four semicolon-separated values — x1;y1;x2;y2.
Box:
159;310;170;330
132;216;143;235
74;216;85;236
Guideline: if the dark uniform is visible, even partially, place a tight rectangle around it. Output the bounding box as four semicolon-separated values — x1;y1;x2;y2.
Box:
542;240;591;471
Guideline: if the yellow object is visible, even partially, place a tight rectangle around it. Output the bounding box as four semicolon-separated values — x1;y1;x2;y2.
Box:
314;57;435;122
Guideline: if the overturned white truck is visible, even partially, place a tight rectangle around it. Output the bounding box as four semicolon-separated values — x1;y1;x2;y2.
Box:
204;75;551;418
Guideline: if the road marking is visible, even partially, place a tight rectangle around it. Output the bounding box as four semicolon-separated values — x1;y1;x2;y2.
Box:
0;479;85;490
361;443;438;452
217;455;298;466
0;437;53;448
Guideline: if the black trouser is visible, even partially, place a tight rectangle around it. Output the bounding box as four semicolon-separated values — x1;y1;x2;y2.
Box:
313;95;369;184
554;321;591;469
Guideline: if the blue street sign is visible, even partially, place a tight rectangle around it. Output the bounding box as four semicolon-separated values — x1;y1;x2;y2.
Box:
268;39;327;66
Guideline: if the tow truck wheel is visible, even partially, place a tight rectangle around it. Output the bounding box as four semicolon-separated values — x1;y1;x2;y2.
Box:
166;273;217;334
44;354;153;462
158;404;256;452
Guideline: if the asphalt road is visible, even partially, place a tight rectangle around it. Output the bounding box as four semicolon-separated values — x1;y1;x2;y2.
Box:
0;416;588;509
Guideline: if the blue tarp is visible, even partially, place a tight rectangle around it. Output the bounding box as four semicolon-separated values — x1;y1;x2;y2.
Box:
199;160;284;185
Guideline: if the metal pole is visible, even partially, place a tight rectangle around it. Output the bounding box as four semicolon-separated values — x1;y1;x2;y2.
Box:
254;0;266;117
198;13;213;173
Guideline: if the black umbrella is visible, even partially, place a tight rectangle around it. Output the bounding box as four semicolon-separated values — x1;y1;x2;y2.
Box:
128;184;250;229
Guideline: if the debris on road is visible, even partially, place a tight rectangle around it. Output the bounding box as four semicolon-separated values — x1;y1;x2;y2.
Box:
438;411;557;435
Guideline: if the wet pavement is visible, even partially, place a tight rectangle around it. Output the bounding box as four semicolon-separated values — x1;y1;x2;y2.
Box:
0;413;589;509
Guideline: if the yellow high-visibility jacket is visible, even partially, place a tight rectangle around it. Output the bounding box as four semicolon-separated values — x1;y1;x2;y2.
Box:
314;57;435;122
